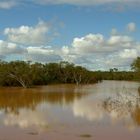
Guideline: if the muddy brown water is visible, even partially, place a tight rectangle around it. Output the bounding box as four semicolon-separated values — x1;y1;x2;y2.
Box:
0;81;140;140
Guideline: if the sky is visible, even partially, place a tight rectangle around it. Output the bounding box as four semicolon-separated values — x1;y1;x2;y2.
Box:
0;0;140;70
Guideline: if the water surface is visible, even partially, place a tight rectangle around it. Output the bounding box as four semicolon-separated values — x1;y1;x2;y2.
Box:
0;81;140;140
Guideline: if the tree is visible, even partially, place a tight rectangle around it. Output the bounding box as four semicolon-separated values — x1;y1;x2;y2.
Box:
30;62;45;85
59;61;74;83
73;66;87;85
3;61;33;88
131;57;140;72
131;57;140;80
44;63;60;83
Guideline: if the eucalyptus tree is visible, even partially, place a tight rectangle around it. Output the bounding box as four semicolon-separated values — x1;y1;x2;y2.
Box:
0;61;33;88
7;61;33;88
44;63;60;83
59;61;75;83
73;66;88;85
30;62;45;85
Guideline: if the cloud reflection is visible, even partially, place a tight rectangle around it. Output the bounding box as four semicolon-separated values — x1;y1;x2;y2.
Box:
3;108;49;130
72;85;140;130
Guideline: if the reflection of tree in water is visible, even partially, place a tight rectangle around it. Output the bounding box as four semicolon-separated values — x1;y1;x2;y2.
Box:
103;87;140;126
132;107;140;125
0;85;88;114
41;85;88;105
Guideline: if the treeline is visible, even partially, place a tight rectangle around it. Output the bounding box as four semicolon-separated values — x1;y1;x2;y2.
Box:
0;61;98;88
94;69;136;81
0;57;140;88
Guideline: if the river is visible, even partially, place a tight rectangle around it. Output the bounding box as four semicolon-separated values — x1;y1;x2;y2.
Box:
0;80;140;140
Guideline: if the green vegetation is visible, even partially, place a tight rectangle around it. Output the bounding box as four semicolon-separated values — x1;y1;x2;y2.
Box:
0;60;98;88
0;57;140;88
94;70;135;81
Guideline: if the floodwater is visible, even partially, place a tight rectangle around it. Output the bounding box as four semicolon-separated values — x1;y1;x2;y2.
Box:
0;80;140;140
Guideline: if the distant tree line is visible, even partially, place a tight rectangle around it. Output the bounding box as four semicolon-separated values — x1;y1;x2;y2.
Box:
94;69;136;81
0;57;140;88
93;57;140;81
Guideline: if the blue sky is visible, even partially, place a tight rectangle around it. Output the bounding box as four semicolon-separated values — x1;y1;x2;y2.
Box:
0;0;140;70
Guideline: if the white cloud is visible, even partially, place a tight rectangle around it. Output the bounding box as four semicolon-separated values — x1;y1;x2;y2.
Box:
4;20;50;46
0;1;17;9
72;34;105;54
62;46;69;55
126;22;136;32
61;33;140;70
0;39;60;64
26;46;62;62
108;35;133;45
119;49;138;59
0;40;26;56
27;46;54;55
104;55;134;70
72;34;134;55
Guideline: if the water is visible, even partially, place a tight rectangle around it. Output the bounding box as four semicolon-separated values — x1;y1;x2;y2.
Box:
0;81;140;140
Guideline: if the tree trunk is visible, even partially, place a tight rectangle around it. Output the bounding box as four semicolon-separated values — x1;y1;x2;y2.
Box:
74;73;81;85
9;73;27;88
